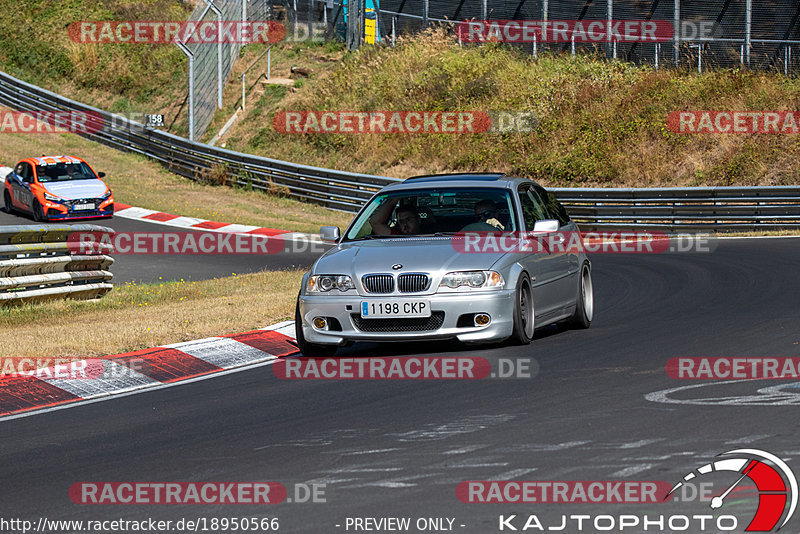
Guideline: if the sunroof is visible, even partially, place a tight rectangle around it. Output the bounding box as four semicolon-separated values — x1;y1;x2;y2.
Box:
404;173;506;183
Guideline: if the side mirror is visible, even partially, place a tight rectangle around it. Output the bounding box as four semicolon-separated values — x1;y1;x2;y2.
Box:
532;219;559;233
98;172;106;178
320;226;340;243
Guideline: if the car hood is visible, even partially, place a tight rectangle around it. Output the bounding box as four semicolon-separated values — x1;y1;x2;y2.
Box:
42;179;107;200
314;238;506;277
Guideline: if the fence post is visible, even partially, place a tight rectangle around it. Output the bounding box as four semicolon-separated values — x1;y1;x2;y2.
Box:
533;31;537;59
698;43;703;73
216;5;223;109
482;0;487;21
745;0;751;66
607;0;613;58
392;15;396;47
176;41;195;141
655;42;659;70
571;33;575;55
309;0;314;40
423;0;428;26
786;45;791;76
673;0;680;66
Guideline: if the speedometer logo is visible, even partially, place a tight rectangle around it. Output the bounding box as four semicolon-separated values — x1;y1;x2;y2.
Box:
667;449;797;531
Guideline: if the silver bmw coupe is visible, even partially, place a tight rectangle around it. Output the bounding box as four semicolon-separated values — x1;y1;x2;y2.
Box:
295;173;593;356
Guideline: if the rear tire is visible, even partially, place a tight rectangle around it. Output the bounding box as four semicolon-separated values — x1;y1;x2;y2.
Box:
567;263;593;329
294;297;338;357
3;190;12;213
510;273;535;345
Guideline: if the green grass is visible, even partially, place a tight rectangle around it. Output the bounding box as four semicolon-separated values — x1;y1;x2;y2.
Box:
3;4;800;188
223;29;800;187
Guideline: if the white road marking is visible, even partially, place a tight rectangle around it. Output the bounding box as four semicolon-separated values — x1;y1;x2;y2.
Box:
38;360;158;399
163;337;277;369
0;357;283;423
490;468;538;480
442;445;489;455
610;464;655;477
646;380;800;405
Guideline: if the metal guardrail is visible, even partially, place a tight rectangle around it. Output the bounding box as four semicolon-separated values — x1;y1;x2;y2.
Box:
555;186;800;232
0;225;114;305
1;68;799;231
0;68;400;213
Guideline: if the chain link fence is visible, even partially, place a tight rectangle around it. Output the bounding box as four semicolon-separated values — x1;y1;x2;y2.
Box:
274;0;800;74
176;0;271;141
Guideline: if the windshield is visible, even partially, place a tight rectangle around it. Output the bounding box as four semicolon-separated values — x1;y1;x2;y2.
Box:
344;187;517;240
36;162;97;182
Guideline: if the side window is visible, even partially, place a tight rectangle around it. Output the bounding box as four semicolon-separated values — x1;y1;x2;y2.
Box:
534;185;570;226
20;163;33;183
518;186;549;230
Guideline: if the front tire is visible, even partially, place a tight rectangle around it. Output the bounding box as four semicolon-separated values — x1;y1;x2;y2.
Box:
567;262;593;329
294;298;338;357
32;200;45;222
510;273;535;344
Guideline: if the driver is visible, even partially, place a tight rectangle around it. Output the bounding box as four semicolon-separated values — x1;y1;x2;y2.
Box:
369;199;422;235
473;199;505;230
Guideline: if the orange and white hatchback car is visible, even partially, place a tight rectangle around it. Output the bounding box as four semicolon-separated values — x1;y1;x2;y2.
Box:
3;155;113;221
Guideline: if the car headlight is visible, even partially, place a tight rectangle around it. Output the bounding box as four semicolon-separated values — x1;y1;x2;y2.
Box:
43;192;63;202
439;270;504;291
307;275;355;293
100;190;112;200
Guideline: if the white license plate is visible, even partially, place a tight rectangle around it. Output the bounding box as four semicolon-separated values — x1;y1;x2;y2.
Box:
360;300;431;318
74;203;94;211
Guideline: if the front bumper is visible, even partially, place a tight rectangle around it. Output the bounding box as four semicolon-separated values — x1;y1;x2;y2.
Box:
44;201;113;220
298;290;516;345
